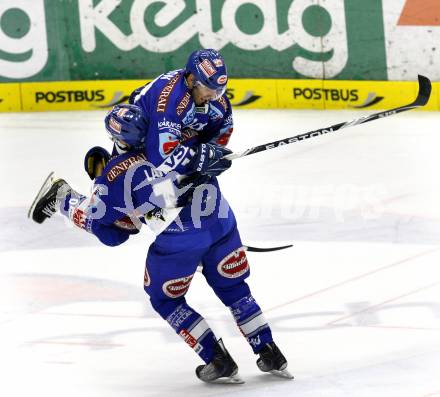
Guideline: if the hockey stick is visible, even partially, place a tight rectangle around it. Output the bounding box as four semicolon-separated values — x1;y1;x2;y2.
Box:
196;243;293;272
245;244;293;252
225;75;431;161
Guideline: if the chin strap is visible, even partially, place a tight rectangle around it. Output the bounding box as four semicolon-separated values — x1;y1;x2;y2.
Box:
195;103;209;113
114;140;129;154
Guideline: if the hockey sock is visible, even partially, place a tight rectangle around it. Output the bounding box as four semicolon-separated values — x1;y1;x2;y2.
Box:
229;294;273;354
164;301;218;363
59;189;93;231
59;189;85;217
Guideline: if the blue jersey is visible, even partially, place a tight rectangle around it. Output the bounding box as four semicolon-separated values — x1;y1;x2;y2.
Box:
63;70;235;246
61;150;167;246
61;149;232;246
57;67;277;366
131;69;234;175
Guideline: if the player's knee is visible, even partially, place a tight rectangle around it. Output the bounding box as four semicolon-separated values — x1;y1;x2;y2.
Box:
143;269;195;315
205;247;251;306
212;281;251;307
215;247;250;280
205;246;250;293
149;296;186;319
160;274;194;300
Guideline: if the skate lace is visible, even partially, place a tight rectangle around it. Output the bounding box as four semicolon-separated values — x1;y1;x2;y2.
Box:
259;343;286;371
199;362;219;378
42;198;58;217
200;350;234;380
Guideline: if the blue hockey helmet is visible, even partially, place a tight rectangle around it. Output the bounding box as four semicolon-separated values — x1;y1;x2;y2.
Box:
105;104;147;148
185;49;228;99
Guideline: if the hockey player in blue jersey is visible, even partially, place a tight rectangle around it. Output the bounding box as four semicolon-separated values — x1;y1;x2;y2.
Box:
29;50;292;383
127;49;291;382
130;48;234;179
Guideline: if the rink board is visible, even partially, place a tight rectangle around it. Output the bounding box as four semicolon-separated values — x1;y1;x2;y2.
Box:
0;79;439;112
0;83;21;112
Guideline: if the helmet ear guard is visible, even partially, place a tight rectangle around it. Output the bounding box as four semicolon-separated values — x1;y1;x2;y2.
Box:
105;104;148;148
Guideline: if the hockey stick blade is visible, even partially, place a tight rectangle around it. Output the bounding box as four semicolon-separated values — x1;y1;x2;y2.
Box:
413;74;432;106
225;74;432;161
244;244;293;253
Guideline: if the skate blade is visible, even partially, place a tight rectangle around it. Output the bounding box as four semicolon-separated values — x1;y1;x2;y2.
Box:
269;369;294;380
204;375;245;385
27;171;55;219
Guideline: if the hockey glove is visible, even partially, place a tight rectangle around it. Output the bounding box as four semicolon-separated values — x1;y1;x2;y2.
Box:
189;143;232;177
84;146;111;180
176;173;211;207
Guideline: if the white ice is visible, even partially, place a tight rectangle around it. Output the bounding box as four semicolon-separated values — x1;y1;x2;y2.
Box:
1;108;439;397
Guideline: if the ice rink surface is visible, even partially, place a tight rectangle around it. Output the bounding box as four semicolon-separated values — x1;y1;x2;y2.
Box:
1;108;439;396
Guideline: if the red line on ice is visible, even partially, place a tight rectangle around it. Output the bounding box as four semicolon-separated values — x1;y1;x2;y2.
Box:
327;281;440;325
265;247;440;313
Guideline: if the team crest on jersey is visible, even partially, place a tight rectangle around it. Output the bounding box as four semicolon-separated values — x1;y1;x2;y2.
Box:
217;247;249;278
199;59;216;78
162;275;194;298
159;132;180;158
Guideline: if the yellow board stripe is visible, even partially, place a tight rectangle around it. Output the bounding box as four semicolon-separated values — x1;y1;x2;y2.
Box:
0;79;439;112
0;83;21;112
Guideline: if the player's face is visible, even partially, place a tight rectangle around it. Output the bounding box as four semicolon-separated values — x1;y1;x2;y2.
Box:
108;133;130;149
192;81;226;105
192;82;217;105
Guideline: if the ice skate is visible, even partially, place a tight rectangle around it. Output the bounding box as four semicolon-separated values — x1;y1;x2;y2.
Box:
28;172;71;224
195;339;244;384
256;342;294;379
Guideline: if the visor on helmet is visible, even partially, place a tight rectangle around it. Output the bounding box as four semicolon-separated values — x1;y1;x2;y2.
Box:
193;80;226;101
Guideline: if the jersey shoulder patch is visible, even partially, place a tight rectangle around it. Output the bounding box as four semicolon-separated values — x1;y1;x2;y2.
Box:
105;153;147;183
156;71;184;113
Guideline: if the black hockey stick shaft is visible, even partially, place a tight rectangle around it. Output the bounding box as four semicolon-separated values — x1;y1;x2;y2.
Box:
225;75;431;160
244;244;293;253
196;244;293;271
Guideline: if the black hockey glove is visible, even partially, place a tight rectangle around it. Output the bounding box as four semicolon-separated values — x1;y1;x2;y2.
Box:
84;146;111;180
189;143;232;177
176;173;211;207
